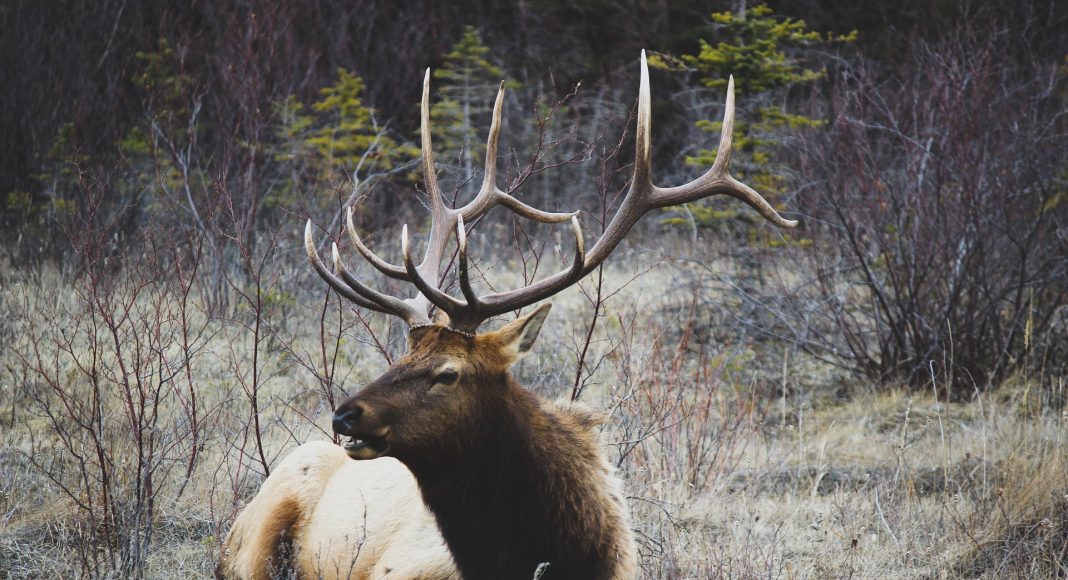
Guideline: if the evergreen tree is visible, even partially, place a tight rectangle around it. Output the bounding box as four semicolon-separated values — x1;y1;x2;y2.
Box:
306;68;413;177
653;4;852;227
118;38;194;211
429;26;514;191
273;68;416;207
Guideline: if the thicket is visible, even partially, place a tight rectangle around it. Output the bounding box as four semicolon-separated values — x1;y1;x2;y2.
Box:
784;28;1068;396
3;1;1067;390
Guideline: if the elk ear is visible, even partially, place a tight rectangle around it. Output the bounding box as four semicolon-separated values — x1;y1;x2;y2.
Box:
496;303;552;364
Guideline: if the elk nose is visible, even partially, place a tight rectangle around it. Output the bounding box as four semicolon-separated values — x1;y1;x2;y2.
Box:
332;405;363;435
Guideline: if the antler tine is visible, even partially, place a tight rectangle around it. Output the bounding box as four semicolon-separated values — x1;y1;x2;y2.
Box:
458;80;577;225
575;52;797;274
409;68;463;314
305;221;430;325
419;68;447;222
401;224;465;314
476;82;506;209
455;214;480;308
633;49;654;192
411;67;456;279
570;50;665;272
453;81;505;222
649;74;798;227
330;242;428;324
565;215;586;281
305;221;379;310
710;75;736;177
345;207;408;280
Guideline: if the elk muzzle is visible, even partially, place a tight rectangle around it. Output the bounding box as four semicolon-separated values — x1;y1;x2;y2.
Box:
332;401;390;460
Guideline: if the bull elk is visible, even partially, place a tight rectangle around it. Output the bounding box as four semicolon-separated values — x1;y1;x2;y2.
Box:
218;51;796;580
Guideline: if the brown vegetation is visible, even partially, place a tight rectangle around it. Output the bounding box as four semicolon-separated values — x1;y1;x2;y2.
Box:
2;1;1067;578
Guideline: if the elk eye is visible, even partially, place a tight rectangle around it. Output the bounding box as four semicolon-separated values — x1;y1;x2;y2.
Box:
434;370;459;385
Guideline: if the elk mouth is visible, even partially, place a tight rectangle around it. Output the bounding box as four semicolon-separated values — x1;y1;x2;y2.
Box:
342;432;389;460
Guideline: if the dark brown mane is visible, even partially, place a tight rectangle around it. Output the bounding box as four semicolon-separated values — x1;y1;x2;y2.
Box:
403;370;633;579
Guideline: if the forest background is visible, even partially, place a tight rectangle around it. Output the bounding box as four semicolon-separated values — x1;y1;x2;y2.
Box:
2;0;1068;577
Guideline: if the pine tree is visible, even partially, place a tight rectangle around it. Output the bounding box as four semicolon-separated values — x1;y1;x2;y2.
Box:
653;4;852;227
273;68;416;207
429;26;514;191
305;68;414;177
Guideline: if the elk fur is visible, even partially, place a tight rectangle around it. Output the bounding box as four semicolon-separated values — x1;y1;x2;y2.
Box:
216;441;457;579
217;321;638;580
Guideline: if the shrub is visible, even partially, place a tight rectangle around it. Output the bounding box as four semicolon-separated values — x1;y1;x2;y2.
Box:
794;30;1068;395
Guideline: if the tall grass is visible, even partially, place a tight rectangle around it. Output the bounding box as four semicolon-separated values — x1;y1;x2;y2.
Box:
1;214;1065;579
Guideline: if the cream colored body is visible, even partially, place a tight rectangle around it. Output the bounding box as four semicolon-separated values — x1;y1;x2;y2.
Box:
218;441;457;579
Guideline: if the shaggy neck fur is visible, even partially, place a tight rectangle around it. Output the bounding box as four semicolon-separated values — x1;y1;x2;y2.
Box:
400;375;637;580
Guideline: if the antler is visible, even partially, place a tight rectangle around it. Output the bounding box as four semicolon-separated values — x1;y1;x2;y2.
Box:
307;50;797;332
305;68;576;328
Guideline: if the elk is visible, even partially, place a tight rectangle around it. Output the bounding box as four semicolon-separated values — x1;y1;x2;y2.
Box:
218;51;796;580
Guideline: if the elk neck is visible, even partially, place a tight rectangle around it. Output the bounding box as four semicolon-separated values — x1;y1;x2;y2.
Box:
400;373;636;580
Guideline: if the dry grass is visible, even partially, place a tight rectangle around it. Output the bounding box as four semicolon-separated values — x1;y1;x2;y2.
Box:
1;239;1065;578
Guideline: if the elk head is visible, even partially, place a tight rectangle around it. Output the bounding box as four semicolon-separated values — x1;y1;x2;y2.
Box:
331;304;550;463
306;51;797;464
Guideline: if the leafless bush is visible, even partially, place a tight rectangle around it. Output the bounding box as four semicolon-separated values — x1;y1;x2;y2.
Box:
11;191;216;577
791;29;1068;396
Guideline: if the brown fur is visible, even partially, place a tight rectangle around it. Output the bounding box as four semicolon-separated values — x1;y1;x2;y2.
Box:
221;305;637;579
332;307;637;579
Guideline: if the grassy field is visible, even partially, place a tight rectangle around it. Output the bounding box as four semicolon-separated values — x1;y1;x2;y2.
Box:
1;236;1065;579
